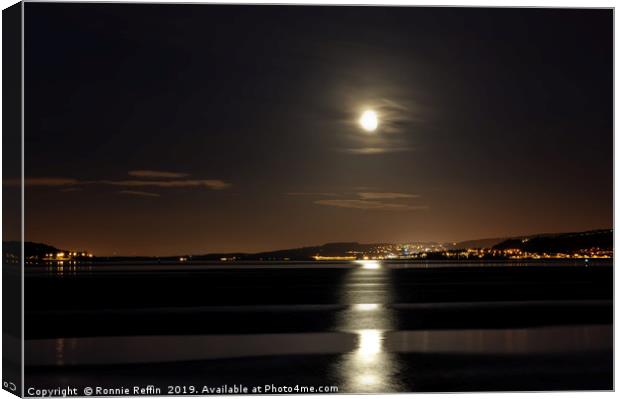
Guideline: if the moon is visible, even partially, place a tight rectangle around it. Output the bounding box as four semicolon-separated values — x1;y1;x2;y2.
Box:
359;110;378;132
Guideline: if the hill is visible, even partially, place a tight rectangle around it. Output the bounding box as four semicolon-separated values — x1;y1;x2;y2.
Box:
449;237;508;250
3;241;63;258
493;229;612;253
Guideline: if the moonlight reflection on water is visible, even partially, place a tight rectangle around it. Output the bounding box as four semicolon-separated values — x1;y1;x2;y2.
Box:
335;260;404;392
355;260;382;269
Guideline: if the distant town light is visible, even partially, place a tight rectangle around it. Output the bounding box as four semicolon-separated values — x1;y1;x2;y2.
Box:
313;255;357;261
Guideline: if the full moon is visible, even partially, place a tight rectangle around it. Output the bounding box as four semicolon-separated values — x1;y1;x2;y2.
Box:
359;110;378;132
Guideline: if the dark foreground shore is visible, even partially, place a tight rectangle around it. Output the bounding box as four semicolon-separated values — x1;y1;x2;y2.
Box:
24;261;613;393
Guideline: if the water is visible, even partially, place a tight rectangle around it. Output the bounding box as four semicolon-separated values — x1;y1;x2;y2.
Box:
24;260;613;392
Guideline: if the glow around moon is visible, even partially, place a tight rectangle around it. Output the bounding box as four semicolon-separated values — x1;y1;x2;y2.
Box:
359;110;378;132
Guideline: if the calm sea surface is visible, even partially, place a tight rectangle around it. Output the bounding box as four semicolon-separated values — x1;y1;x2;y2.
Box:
23;260;613;392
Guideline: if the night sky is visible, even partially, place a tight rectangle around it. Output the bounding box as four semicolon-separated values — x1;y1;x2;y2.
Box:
19;4;612;256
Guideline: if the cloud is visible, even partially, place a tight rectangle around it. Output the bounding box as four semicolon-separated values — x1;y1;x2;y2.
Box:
357;192;419;200
341;147;414;155
128;170;189;179
333;94;427;156
7;174;231;191
290;190;424;211
59;187;83;192
4;177;80;187
118;190;161;198
315;199;427;211
99;179;230;190
286;192;339;197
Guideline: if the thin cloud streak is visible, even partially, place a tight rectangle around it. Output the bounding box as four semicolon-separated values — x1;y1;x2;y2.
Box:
99;179;230;190
59;187;83;192
341;147;414;155
286;192;339;197
290;191;423;210
4;177;80;187
118;190;161;197
128;170;189;179
7;175;231;191
315;199;428;211
357;192;419;200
